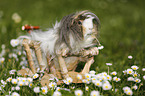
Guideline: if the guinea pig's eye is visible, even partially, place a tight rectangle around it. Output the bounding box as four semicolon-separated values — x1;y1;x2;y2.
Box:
78;21;82;25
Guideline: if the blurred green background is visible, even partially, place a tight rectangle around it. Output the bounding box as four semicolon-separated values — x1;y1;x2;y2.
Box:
0;0;145;72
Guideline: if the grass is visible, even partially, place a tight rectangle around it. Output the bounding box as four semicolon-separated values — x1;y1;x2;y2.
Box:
0;0;145;95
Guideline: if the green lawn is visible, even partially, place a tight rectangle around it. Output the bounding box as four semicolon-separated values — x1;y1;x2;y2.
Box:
0;0;145;95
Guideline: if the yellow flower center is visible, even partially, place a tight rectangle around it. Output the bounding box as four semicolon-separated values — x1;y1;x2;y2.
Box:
77;93;80;95
86;75;89;78
128;92;131;95
22;80;25;82
133;68;136;70
134;74;137;77
105;86;108;88
42;89;45;93
14;81;17;84
129;71;132;74
19;83;23;86
125;89;128;92
107;77;109;79
116;78;118;81
30;83;32;86
113;73;116;75
96;83;100;86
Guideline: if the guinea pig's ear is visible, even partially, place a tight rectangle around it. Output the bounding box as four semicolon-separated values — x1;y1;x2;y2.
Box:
71;10;88;25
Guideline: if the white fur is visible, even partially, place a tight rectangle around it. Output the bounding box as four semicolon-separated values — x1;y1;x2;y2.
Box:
30;22;60;56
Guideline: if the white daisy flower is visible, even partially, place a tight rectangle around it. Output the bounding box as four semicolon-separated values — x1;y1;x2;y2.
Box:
56;87;61;91
85;86;89;91
101;72;107;76
102;82;112;90
89;70;96;75
131;65;139;70
11;92;20;96
126;89;133;95
106;75;112;81
127;69;134;75
0;57;5;64
48;82;57;88
134;78;141;83
106;63;112;66
41;86;48;94
127;77;135;81
94;80;102;87
18;81;24;86
132;85;138;90
11;79;18;84
77;74;82;80
33;73;39;79
90;90;100;96
10;39;20;47
27;77;33;82
85;73;91;79
74;90;83;96
53;91;62;96
15;86;20;90
6;77;12;82
142;68;145;71
34;87;40;93
113;77;121;82
21;77;27;82
128;55;133;59
111;71;117;76
66;77;73;84
101;76;107;81
143;75;145;80
123;70;127;75
123;86;131;93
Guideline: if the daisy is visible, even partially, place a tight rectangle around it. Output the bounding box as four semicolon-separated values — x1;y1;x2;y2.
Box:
131;65;139;70
85;73;91;79
48;82;57;88
89;70;96;75
33;73;39;79
126;89;133;95
134;78;141;83
34;87;40;93
123;86;131;93
101;72;107;76
142;68;145;71
6;77;12;82
27;77;33;82
127;69;134;75
10;39;20;47
77;74;82;80
102;82;112;90
85;86;89;91
66;77;73;84
143;75;145;80
127;77;134;81
106;63;112;66
106;75;112;81
53;91;62;96
113;77;121;82
74;90;83;96
128;55;133;59
18;81;24;86
90;90;100;96
94;80;102;87
11;92;20;96
111;71;117;76
41;86;48;94
11;79;18;84
15;86;20;91
132;85;138;90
